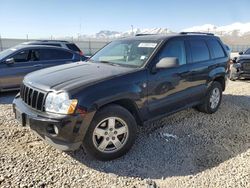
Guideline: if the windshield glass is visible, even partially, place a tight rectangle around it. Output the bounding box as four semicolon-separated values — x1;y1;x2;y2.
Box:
90;40;159;67
245;48;250;54
0;47;18;60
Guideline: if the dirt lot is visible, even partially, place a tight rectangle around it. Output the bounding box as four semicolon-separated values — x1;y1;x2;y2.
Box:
0;80;249;188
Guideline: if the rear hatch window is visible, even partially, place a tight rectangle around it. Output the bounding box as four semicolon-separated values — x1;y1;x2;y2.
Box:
66;43;81;52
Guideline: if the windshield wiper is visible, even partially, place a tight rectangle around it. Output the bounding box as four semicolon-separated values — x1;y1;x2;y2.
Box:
99;61;121;67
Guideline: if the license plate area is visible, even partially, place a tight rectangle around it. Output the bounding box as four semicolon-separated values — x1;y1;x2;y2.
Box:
15;108;26;127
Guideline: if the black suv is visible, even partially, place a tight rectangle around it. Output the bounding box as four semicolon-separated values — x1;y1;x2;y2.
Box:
229;48;250;80
13;33;229;160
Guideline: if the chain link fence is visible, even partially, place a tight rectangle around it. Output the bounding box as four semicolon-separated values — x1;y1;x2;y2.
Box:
0;37;250;54
0;37;111;56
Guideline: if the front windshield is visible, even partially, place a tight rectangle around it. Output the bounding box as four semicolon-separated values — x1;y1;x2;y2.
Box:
0;47;18;60
90;40;159;67
245;48;250;54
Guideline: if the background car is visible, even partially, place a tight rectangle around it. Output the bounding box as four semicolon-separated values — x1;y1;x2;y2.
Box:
0;45;82;91
23;40;87;60
229;48;250;80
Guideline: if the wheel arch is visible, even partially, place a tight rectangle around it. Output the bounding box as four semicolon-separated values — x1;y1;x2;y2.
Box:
97;98;143;126
213;76;226;91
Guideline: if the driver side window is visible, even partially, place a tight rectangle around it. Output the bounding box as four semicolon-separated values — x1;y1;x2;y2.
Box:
158;40;186;65
12;50;30;62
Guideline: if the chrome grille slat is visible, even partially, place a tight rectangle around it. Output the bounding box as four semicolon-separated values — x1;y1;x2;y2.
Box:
20;83;46;112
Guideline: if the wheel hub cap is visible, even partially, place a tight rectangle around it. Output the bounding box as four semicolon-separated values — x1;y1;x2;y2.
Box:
92;117;129;153
210;87;220;109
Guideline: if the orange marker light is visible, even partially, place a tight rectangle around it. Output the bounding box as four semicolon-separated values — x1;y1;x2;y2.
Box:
67;99;78;114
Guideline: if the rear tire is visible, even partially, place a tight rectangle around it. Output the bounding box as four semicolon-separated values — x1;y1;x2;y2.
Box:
197;81;222;114
83;104;137;161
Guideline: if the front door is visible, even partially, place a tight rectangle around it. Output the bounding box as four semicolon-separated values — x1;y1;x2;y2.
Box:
0;49;36;90
147;39;191;118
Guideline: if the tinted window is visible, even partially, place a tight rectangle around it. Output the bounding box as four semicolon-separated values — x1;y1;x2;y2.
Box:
66;44;81;52
158;40;186;65
190;40;210;63
39;49;73;61
30;50;40;61
207;39;225;58
12;50;29;62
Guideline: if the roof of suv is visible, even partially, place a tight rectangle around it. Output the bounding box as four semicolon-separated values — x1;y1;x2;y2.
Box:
121;32;218;41
14;44;77;52
23;40;72;44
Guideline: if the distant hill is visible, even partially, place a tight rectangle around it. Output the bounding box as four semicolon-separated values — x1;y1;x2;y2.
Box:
79;22;250;45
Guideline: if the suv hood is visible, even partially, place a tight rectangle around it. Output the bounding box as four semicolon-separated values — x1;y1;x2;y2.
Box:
237;55;250;61
24;62;134;91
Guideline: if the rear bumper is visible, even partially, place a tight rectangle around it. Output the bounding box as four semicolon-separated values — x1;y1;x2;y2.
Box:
13;96;95;151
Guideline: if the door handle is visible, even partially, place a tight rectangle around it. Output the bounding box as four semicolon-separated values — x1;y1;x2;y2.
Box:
33;64;43;67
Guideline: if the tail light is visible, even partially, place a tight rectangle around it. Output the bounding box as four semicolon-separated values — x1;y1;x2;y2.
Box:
79;51;84;56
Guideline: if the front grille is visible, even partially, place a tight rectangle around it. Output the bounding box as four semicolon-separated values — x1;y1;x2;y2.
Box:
20;84;46;111
242;62;250;71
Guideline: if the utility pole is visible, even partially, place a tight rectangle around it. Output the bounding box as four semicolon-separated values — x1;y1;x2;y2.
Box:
26;34;29;41
0;34;3;51
131;25;134;36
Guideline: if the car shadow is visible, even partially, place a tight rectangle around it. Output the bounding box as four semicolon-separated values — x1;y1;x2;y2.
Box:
0;91;18;104
235;78;250;83
66;94;250;179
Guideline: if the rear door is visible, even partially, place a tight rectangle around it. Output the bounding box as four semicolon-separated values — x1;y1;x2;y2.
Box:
184;38;214;103
29;48;75;69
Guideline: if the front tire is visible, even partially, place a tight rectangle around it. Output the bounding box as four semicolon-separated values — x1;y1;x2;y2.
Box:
83;104;137;161
197;81;222;114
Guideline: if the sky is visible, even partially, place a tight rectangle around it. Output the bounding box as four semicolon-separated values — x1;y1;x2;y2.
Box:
0;0;250;38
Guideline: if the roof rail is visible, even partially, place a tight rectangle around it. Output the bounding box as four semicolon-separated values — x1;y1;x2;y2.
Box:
33;40;69;42
180;32;214;36
135;34;156;36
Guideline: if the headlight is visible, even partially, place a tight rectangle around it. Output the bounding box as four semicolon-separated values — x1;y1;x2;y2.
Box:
45;92;78;114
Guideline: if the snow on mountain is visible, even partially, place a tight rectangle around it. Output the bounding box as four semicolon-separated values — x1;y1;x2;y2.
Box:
93;28;173;38
182;22;250;36
80;22;250;39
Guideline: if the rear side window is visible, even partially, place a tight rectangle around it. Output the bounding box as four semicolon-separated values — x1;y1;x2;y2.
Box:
189;40;210;63
158;40;186;65
39;49;73;61
66;43;81;52
207;39;225;58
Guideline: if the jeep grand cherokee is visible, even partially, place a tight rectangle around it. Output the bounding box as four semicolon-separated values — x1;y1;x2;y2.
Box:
13;32;229;160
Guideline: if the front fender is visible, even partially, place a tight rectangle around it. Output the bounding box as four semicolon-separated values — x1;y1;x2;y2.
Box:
73;70;148;113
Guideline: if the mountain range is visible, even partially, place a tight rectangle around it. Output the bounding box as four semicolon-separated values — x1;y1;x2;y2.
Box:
87;22;250;39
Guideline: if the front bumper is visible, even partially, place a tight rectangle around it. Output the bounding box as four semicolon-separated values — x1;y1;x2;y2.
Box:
13;96;95;151
239;71;250;79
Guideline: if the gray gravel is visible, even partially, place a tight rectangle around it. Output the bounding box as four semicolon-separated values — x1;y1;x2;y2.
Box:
0;80;249;188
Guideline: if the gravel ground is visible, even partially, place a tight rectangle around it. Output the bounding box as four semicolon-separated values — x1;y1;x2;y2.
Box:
0;80;249;188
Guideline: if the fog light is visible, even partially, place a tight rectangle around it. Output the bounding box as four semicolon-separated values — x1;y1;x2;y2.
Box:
47;124;59;135
53;125;59;135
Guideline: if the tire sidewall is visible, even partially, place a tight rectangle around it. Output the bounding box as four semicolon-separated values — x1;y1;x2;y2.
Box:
206;82;223;113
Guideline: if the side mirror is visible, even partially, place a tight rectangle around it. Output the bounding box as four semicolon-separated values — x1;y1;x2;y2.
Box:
239;51;243;55
5;58;15;65
156;57;179;69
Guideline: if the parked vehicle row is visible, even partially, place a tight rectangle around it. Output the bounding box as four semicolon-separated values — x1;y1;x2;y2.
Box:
13;32;230;160
229;48;250;80
23;40;84;55
0;41;87;91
